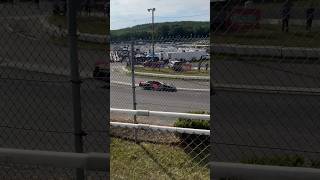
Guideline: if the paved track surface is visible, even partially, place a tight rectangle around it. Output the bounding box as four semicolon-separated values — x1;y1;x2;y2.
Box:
212;60;320;162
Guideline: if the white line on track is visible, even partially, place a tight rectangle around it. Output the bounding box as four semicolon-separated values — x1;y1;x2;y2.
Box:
111;81;210;92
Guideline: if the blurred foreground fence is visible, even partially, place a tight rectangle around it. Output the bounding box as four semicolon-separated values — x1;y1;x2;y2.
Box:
0;0;109;179
110;108;210;179
211;0;320;179
0;148;108;171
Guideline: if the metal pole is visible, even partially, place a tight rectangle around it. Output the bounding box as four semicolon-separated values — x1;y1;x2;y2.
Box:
130;40;138;142
67;0;85;179
152;9;155;62
148;8;156;62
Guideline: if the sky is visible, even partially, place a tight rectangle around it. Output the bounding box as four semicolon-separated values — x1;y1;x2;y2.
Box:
110;0;210;30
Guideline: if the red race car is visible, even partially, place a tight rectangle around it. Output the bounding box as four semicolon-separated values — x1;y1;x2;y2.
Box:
138;81;177;92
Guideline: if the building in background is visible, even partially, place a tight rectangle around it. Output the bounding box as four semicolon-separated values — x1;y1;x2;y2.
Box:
211;0;261;32
51;0;108;15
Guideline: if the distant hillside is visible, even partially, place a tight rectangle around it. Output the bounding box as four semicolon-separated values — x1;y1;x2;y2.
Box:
111;21;209;41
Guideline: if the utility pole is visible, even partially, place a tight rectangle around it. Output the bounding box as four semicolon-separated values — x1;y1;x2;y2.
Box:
147;8;156;61
68;0;84;179
130;40;138;142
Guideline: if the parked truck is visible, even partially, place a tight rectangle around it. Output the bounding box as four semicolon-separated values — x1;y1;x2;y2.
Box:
165;51;208;62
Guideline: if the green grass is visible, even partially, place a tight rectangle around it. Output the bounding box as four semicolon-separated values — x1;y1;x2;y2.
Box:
213;53;319;63
241;154;320;169
241;155;305;167
47;15;108;35
220;154;320;180
111;138;209;180
131;66;209;76
49;37;107;51
213;24;320;47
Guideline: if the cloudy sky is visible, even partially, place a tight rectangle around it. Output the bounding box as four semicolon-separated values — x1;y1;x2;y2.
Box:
111;0;210;30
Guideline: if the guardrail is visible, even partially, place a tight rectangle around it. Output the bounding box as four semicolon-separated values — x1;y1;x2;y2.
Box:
261;19;320;27
0;148;109;171
111;108;210;120
111;108;210;136
211;161;320;180
212;43;320;58
213;83;320;96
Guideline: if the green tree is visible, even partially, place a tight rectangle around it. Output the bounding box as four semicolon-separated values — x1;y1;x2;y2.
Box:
157;24;170;37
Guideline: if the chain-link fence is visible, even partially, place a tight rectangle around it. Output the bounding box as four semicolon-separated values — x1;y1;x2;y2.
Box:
110;35;211;179
110;37;210;126
211;0;320;178
0;0;109;178
0;164;107;180
0;163;75;180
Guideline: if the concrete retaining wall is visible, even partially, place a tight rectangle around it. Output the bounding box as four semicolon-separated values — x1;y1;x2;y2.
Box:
261;19;320;26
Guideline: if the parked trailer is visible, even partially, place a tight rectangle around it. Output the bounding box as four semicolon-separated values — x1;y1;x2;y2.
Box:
165;51;208;61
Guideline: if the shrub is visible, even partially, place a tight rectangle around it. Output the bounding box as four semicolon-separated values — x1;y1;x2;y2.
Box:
174;111;209;129
311;160;320;168
174;118;209;130
241;154;305;167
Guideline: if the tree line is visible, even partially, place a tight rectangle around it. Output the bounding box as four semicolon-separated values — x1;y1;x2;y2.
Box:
111;21;209;41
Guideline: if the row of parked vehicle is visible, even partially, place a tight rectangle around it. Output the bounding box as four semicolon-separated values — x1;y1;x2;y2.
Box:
92;60;177;92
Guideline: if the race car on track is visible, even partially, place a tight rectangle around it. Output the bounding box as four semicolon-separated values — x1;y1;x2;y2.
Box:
93;60;109;83
138;81;177;92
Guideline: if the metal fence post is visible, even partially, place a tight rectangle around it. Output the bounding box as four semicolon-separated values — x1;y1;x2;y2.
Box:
130;39;138;142
67;0;84;179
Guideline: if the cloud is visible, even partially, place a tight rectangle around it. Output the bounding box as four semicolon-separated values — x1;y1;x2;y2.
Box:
111;0;209;30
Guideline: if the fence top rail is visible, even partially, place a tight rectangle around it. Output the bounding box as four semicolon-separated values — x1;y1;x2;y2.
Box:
0;148;109;171
211;161;320;180
110;108;210;120
111;122;210;136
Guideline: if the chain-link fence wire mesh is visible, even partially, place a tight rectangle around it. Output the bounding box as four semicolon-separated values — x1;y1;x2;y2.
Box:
110;36;210;126
0;0;108;178
110;13;211;178
0;162;107;180
110;121;210;180
211;0;320;171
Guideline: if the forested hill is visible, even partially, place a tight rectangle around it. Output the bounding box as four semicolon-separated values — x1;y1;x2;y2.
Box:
111;21;209;41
